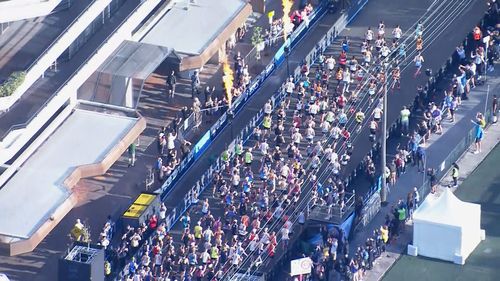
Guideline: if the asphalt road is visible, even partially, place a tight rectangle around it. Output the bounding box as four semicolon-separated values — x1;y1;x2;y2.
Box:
0;0;488;280
159;0;489;279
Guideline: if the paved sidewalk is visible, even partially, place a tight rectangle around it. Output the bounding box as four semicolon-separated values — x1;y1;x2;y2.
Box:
351;66;500;281
382;127;500;281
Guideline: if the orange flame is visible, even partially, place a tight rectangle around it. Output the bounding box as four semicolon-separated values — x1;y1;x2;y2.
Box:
282;0;293;41
222;59;234;106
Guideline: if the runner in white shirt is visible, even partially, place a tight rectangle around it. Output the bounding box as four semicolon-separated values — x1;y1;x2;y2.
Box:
285;79;295;95
331;126;341;140
309;102;319;117
342;70;351;93
201;199;209;215
413;52;425;77
203;228;213;243
291;129;302;145
264;101;272;115
378;21;385;37
326;56;336;72
364;49;372;65
373;107;383;122
201;249;210;264
380;44;390;60
365;27;374;43
392;25;402;40
260;140;269;155
320;120;331;135
305;126;315;143
232;252;241;266
280;164;290;178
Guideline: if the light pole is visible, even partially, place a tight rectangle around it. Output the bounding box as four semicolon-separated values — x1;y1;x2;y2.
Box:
355;63;389;203
483;35;490;118
284;45;291;77
380;68;388;204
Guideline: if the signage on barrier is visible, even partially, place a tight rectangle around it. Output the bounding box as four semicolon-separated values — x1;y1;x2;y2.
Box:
290;257;313;276
248;79;260;94
194;131;210;154
265;62;274;77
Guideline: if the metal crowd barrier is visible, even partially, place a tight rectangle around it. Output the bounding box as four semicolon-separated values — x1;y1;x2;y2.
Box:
116;0;374;277
154;0;329;199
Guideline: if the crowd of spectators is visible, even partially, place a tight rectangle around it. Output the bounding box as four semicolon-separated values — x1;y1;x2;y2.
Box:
104;14;409;280
327;5;499;280
84;2;500;281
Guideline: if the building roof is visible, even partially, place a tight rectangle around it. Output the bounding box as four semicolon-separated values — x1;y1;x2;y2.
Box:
96;41;173;80
0;109;137;239
141;0;248;55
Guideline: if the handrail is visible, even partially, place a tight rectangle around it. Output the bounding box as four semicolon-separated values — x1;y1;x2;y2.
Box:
25;0;99;72
155;2;328;197
0;0;147;140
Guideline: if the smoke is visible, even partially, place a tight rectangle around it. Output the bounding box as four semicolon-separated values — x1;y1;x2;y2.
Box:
282;0;293;41
222;59;234;106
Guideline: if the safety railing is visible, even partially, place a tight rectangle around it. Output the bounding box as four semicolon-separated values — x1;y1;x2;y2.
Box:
416;109;491;198
308;192;357;224
154;0;329;197
0;0;148;140
26;0;99;72
362;15;495;207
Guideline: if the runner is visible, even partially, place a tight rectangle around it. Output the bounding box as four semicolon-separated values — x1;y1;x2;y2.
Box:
365;27;374;45
355;110;365;132
416;35;423;52
413;52;425;77
378;20;386;38
392;24;402;40
392;66;401;89
415;20;424;38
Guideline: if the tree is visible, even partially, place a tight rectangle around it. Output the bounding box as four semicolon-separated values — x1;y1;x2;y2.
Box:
251;26;265;60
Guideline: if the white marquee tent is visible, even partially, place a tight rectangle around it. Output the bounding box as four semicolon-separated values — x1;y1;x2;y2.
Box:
408;188;485;264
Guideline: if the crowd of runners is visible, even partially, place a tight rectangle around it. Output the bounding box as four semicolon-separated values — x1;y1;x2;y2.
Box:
333;7;499;281
83;1;500;280
100;16;418;280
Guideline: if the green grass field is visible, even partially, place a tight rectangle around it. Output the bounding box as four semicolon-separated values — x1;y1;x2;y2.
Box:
383;144;500;281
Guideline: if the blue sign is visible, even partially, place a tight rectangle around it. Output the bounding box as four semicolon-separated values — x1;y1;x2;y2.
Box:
194;130;210;154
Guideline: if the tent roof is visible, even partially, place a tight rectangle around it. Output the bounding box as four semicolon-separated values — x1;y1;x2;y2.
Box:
413;189;479;227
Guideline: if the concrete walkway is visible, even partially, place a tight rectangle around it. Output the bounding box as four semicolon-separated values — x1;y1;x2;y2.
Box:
351;66;500;281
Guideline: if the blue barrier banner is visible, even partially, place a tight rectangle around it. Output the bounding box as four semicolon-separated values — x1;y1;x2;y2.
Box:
248;79;260;95
341;212;356;238
274;45;286;63
158;0;349;199
264;62;275;77
290;22;307;43
194;130;210;154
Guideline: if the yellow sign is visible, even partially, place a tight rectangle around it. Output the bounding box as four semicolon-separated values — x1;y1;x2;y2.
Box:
267;10;275;19
70;226;83;240
134;193;155;205
123;204;147;218
122;192;157;219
